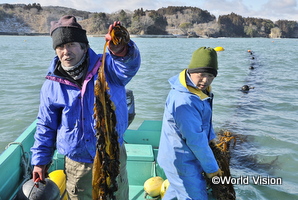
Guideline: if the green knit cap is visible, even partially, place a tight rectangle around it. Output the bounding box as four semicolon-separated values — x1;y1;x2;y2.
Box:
188;47;218;77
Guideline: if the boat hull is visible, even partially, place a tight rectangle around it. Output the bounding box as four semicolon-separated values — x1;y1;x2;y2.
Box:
0;120;164;200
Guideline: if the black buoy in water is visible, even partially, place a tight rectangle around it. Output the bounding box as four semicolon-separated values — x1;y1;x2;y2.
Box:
241;85;255;93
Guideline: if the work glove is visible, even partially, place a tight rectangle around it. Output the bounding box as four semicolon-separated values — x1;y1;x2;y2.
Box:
206;169;224;179
105;21;130;57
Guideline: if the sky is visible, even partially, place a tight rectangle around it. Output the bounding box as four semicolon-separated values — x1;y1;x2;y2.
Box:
2;0;298;22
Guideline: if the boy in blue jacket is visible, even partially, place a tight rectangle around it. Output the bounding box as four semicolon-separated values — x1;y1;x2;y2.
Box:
157;47;222;200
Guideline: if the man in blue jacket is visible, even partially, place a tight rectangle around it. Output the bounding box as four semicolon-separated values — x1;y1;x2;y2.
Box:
157;47;222;200
30;15;141;199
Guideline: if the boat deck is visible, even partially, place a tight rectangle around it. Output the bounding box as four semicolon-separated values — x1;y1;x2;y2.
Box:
0;120;218;200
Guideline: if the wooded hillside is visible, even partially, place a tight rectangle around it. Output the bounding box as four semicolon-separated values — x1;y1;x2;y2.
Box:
0;3;297;38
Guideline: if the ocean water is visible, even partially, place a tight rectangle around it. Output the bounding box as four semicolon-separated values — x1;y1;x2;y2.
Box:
0;36;297;199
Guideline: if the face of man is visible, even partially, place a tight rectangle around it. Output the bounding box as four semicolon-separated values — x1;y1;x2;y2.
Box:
55;42;87;67
190;72;215;91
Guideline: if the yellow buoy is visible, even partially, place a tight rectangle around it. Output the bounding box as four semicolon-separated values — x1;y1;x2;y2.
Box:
48;170;67;200
144;176;164;197
214;46;225;52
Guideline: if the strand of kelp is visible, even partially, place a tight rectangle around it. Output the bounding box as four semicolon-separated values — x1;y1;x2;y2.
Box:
207;132;237;200
92;25;130;200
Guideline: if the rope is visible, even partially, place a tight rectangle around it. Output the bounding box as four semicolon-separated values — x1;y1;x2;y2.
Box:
5;142;32;179
144;193;161;200
5;142;33;198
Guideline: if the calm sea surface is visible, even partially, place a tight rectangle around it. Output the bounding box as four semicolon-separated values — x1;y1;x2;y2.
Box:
0;36;297;199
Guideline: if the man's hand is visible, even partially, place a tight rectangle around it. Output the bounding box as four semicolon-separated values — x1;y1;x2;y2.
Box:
105;21;129;57
32;165;47;183
206;169;224;179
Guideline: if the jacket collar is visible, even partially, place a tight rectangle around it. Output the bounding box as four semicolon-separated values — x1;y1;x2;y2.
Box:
179;69;212;100
45;48;101;88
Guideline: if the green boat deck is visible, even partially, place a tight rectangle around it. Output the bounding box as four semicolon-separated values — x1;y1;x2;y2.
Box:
124;120;166;199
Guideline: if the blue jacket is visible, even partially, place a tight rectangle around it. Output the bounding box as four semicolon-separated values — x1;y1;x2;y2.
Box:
31;40;141;165
157;69;219;177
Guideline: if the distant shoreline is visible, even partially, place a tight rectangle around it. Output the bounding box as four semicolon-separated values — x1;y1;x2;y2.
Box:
0;32;48;36
89;34;180;38
0;32;183;38
0;32;287;39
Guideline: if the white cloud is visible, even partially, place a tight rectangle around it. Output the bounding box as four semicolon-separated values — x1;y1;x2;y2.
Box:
259;0;298;21
201;0;298;21
202;0;250;17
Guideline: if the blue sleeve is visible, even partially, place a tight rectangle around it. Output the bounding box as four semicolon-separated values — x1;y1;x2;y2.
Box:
31;81;60;165
105;40;141;86
174;97;219;174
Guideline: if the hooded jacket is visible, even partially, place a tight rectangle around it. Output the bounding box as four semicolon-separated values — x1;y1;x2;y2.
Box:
31;40;141;165
157;69;219;177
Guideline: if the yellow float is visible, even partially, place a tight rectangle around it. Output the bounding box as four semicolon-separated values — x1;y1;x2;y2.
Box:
214;46;225;51
48;170;68;200
144;176;164;197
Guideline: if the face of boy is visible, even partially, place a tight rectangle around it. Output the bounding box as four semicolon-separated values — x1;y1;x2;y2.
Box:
190;72;215;91
55;42;87;67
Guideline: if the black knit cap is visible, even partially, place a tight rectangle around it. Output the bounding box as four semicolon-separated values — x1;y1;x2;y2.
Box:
50;15;89;49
